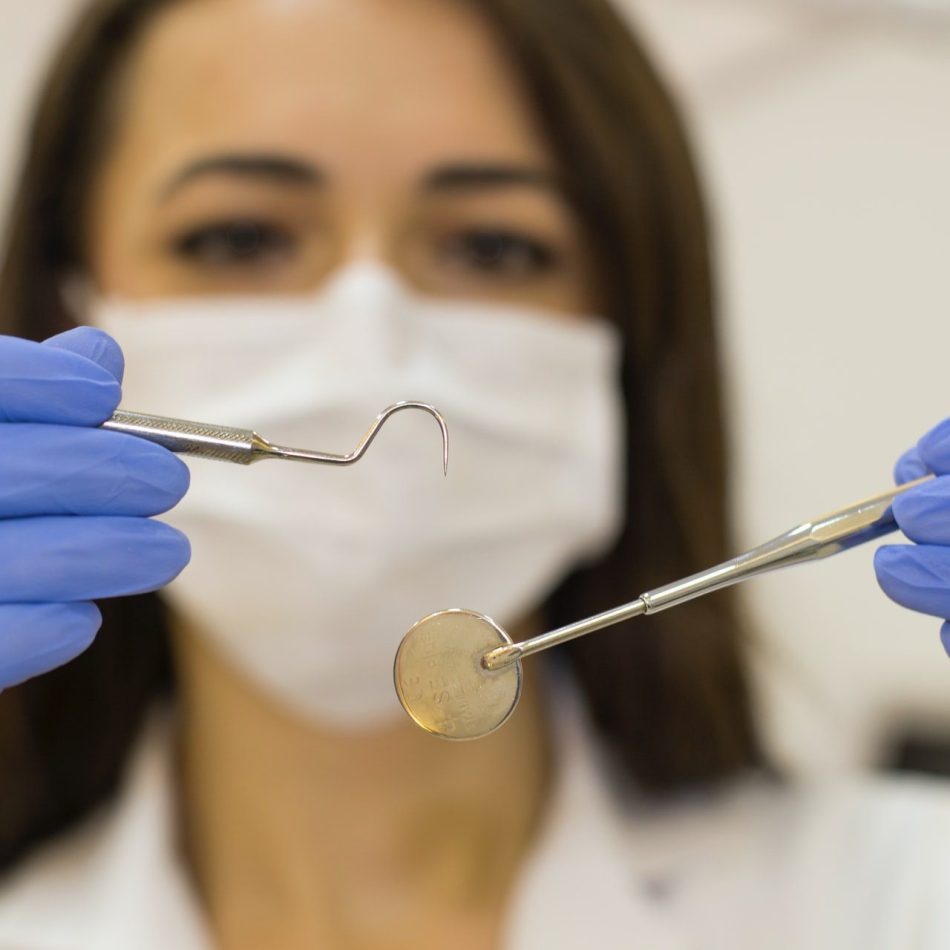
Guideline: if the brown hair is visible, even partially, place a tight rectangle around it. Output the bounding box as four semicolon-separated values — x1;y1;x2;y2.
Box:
0;0;766;870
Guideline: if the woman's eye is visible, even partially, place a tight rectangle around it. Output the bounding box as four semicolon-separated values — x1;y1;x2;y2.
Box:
438;229;560;278
169;220;295;268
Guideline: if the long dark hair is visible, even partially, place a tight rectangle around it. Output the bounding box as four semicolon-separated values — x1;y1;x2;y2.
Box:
0;0;766;870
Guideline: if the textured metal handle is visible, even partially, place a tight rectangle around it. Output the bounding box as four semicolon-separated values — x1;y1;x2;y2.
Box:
637;474;936;614
101;410;268;464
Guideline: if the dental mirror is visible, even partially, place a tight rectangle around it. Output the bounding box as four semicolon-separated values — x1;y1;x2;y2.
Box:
393;609;522;740
394;474;934;740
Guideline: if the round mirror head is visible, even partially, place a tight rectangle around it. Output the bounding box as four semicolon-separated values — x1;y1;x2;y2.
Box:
394;609;522;740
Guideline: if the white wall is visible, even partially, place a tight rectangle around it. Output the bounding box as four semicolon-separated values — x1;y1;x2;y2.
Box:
2;0;949;776
0;2;74;235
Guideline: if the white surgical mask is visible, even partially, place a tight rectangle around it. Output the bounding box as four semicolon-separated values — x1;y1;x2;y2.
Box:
87;262;625;728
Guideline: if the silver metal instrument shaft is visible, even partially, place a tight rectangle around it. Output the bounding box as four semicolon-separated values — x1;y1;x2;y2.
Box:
101;401;449;473
482;473;934;671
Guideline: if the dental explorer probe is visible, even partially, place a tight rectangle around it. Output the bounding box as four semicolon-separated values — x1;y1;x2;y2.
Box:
101;401;449;472
394;472;934;741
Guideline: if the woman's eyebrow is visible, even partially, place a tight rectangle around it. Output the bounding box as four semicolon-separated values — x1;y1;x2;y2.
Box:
159;154;325;201
420;163;561;193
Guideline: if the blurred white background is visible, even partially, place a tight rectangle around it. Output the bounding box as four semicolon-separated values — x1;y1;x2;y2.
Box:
1;0;948;776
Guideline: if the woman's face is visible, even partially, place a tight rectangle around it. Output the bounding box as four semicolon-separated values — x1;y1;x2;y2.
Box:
88;0;598;316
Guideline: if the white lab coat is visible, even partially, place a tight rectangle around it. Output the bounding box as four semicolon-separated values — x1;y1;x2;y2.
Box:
1;678;949;950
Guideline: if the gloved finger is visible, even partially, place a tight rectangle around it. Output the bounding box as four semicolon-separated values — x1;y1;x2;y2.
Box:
0;602;101;689
940;622;950;660
918;418;950;476
894;446;930;485
0;517;190;602
43;326;125;384
891;476;950;545
874;544;950;619
0;333;121;426
0;424;189;518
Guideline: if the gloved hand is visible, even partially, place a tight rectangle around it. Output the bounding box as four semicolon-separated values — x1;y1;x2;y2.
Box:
0;326;190;689
875;418;950;655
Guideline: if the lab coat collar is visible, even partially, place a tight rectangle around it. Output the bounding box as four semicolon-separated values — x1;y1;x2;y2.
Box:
0;670;678;949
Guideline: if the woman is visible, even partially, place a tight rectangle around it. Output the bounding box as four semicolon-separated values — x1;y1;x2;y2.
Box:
0;0;948;946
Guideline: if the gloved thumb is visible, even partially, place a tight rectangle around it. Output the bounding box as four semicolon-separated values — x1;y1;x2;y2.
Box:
43;326;125;384
894;446;929;485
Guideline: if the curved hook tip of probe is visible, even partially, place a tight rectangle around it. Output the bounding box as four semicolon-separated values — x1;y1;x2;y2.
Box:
355;401;449;475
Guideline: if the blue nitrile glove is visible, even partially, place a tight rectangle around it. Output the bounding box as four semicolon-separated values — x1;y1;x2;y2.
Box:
875;418;950;656
0;326;190;688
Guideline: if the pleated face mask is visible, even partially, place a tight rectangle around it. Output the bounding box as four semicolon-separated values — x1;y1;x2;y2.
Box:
87;261;626;728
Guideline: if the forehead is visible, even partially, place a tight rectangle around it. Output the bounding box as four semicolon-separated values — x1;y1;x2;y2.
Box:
116;0;551;180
